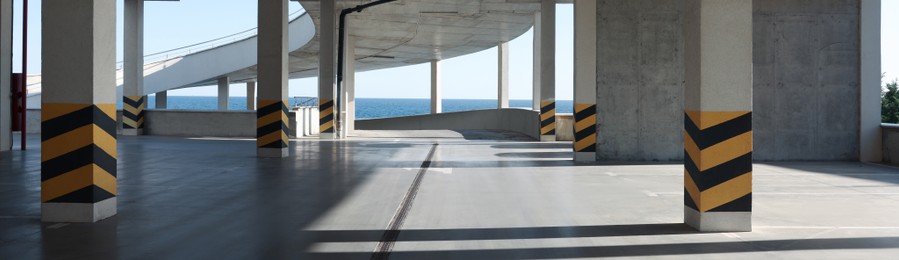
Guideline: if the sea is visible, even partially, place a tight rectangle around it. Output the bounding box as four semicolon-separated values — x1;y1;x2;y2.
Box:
126;97;574;119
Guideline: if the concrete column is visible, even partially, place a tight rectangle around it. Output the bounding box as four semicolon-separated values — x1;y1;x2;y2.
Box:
217;77;229;111
498;42;509;109
860;0;882;162
256;0;289;157
122;0;145;136
532;11;541;111
343;31;356;134
155;91;167;109
41;0;117;222
246;81;256;110
318;0;337;139
572;0;596;162
0;0;12;152
683;0;752;232
431;60;442;114
538;0;556;142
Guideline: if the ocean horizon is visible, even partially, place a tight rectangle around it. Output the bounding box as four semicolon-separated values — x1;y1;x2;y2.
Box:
123;96;574;119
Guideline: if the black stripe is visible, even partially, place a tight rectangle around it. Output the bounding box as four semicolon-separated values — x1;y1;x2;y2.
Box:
320;114;334;126
46;185;115;204
94;107;117;137
259;140;288;149
42;144;117;181
320;100;334;111
542;129;555;135
684;112;752;150
574;126;595;142
575;105;596;121
257;121;287;138
707;192;752;212
684;188;699;211
540;102;555;114
685;152;752;192
575;143;596;152
123;110;140;121
122;96;144;108
42;106;92;141
258;101;284;117
541;117;555;128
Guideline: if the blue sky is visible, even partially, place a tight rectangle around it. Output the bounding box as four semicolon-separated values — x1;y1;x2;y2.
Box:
10;0;899;99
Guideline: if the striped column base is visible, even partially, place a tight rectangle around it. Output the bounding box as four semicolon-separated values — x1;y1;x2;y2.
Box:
122;96;146;136
257;99;289;158
41;103;118;222
539;100;556;142
684;111;752;232
319;98;337;139
573;104;597;162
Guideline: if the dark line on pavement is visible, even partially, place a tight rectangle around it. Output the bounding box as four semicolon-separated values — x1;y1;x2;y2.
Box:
372;143;438;260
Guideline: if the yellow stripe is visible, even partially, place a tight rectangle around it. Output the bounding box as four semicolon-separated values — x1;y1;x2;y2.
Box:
700;172;752;212
684;131;701;167
42;125;93;161
540;122;556;135
540;109;555;121
320;107;334;119
123;103;142;115
574;134;596;151
575;116;596;132
42;103;91;121
540;100;553;108
122;117;139;128
41;164;116;202
258;130;287;147
686;110;749;130
258;99;281;108
96;104;117;120
320;121;334;130
698;131;752;171
93;124;117;158
684;170;701;209
574;103;593;112
257;110;285;126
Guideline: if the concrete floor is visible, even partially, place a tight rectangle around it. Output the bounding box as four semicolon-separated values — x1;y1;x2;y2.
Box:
2;132;899;259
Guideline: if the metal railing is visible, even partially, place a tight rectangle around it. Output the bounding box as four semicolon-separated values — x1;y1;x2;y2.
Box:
293;96;319;108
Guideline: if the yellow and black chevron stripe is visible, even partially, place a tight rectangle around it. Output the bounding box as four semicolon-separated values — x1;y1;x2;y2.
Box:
540;100;555;136
684;111;752;213
123;96;146;129
320;99;335;133
257;99;289;149
41;103;117;203
574;104;596;152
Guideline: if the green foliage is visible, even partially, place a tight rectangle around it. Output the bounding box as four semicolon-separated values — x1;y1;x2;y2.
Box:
883;80;899;123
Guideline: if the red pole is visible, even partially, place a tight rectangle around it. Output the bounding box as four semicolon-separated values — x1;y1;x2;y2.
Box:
20;0;27;150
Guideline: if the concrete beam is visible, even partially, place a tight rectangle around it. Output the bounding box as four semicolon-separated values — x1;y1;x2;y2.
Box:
217;77;229;111
538;0;556;142
318;0;337;139
0;0;11;152
498;42;509;109
431;60;442;114
256;0;289;157
41;0;118;222
683;0;752;232
860;0;882;162
155;91;167;109
572;0;596;162
246;81;255;110
122;0;145;136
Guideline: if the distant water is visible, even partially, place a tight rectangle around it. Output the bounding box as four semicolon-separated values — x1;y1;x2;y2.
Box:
123;96;573;119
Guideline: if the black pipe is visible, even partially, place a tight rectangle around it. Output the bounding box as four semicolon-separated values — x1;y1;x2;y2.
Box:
336;0;396;137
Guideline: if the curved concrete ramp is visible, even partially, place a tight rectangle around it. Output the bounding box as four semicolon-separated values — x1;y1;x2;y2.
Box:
356;108;541;140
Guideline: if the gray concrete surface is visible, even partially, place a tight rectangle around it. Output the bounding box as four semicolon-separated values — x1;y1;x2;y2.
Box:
357;108;541;140
555;113;574;141
2;133;899;258
596;0;685;162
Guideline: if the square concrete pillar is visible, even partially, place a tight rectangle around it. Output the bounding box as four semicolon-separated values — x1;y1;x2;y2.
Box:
532;11;541;111
572;0;597;162
0;0;12;151
683;0;753;232
431;60;442;114
318;0;337;139
217;77;230;111
860;0;882;162
498;42;509;109
155;91;167;109
246;81;256;110
41;0;118;222
256;0;289;158
341;29;356;137
122;0;145;136
538;0;556;142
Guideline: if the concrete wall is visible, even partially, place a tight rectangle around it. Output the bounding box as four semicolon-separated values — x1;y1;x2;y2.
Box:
356;108;541;140
556;114;574;141
27;108;320;138
753;0;860;160
595;0;861;162
882;124;899;165
596;0;685;162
